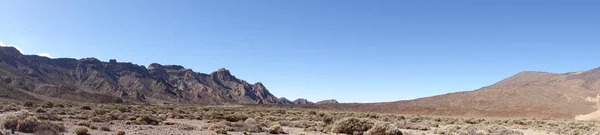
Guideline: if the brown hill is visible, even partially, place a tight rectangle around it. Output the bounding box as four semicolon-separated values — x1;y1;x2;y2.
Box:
321;70;600;118
0;46;293;104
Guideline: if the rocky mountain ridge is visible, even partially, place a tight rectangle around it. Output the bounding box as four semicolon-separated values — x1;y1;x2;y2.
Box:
0;46;321;105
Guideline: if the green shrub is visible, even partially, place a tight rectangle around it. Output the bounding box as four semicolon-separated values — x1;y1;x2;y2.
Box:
73;126;88;135
365;121;403;135
331;117;374;134
116;130;126;135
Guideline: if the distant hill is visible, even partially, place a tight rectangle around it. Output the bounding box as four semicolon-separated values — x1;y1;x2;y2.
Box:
320;69;600;118
0;46;309;105
317;99;339;104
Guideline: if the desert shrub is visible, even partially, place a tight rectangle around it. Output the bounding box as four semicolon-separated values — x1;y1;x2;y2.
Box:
55;104;65;108
225;113;248;122
317;112;327;117
76;121;91;127
80;106;92;110
274;109;286;114
116;130;126;135
268;123;284;134
331;117;374;134
41;102;54;108
464;118;484;124
110;104;130;112
206;111;225;120
100;126;111;131
322;115;334;125
23;101;35;107
3;116;18;131
136;114;161;125
33;121;66;135
90;116;105;122
208;122;233;134
308;110;317;115
365;121;403;135
17;117;39;133
34;107;46;113
35;112;63;121
73;126;89;135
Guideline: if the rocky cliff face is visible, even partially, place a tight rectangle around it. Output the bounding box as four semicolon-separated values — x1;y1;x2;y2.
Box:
0;46;293;104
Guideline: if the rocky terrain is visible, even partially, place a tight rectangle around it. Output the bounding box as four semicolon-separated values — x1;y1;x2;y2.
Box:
0;46;322;105
2;102;599;135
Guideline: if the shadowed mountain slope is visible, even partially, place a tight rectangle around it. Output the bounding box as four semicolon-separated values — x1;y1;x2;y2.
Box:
0;46;293;104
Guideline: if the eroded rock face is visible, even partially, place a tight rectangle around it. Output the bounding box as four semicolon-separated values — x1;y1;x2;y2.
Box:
0;46;291;104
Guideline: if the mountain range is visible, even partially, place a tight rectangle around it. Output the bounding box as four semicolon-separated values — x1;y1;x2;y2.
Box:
5;45;600;119
0;46;327;105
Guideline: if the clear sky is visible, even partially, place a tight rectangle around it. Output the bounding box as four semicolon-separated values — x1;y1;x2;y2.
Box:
1;0;599;103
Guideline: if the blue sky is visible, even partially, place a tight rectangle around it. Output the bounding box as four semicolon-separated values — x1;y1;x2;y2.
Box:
1;0;599;103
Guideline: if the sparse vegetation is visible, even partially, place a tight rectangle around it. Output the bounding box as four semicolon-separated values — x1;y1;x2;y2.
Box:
331;117;374;134
365;121;403;135
0;102;596;135
268;123;284;134
74;126;89;135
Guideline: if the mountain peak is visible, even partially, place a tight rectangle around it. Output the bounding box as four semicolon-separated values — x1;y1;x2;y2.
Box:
0;46;23;57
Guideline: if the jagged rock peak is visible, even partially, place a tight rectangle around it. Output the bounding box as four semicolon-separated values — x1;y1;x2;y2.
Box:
213;68;231;75
147;63;164;70
164;65;185;70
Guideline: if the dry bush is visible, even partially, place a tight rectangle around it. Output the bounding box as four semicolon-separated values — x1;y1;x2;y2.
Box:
17;117;39;133
90;116;105;122
135;114;162;125
331;117;374;134
2;113;64;134
268;123;284;134
35;112;63;121
80;105;92;110
76;121;91;127
34;107;46;113
33;121;66;135
225;113;248;122
23;101;35;107
41;102;54;108
365;121;403;135
73;126;89;135
208;121;233;134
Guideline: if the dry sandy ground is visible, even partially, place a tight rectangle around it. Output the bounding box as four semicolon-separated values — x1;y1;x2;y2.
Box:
0;110;580;135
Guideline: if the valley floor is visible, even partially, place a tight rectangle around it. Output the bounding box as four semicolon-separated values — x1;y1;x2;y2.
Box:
0;102;598;135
